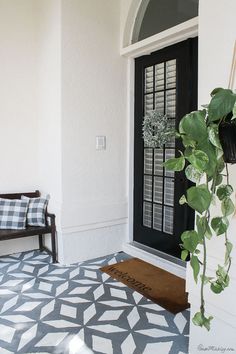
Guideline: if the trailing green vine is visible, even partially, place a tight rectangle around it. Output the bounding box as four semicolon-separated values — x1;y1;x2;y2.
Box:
162;88;236;330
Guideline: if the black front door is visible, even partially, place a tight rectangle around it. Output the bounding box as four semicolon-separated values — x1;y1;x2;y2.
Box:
133;38;198;259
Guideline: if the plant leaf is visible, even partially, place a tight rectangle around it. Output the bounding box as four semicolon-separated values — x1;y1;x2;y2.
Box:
216;157;225;173
225;241;233;265
197;215;212;240
232;102;236;120
216;265;227;278
210;87;224;96
192;312;213;331
198;140;217;177
181;134;196;148
216;265;230;288
179;110;208;143
208;125;222;148
223;274;229;287
211;282;223;294
211;217;229;236
192;312;204;327
185;165;203;183
187;184;212;214
181;249;189;261
208;89;236;121
181;230;199;253
217;185;234;201
216;147;224;159
215;174;223;187
163;156;185;171
186;150;209;172
221;198;235;216
179;194;187;205
190;255;200;283
203;316;213;331
201;275;214;285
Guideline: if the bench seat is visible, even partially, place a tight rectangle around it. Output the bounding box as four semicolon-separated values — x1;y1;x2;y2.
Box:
0;226;52;240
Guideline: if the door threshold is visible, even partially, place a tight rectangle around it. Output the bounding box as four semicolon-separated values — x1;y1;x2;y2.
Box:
123;242;186;279
132;242;186;267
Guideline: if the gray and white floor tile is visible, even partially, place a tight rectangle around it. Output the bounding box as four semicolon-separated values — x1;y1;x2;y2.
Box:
0;250;189;354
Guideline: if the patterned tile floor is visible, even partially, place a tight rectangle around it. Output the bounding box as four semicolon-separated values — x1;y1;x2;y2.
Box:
0;250;189;354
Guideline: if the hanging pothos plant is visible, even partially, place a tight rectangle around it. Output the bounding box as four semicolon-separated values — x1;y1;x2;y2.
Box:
161;88;236;331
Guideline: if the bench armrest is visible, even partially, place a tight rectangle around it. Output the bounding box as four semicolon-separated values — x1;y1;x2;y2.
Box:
45;212;56;228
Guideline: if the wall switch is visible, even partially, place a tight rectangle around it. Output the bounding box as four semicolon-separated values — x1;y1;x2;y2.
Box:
96;136;106;150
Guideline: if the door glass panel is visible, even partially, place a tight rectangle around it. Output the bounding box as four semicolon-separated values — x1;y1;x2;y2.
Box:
144;93;154;114
142;58;177;236
153;204;162;231
155;63;165;91
166;60;176;89
163;206;174;234
154;177;163;203
164;178;175;206
145;66;153;93
144;175;153;201
165;119;176;147
154;149;163;176
165;149;175;177
166;89;176;117
155;92;165;115
144;148;153;174
143;201;152;228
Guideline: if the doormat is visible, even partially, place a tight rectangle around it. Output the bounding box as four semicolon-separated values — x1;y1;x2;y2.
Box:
100;257;189;314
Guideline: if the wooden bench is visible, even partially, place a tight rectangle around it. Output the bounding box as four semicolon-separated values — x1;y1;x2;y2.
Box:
0;190;57;263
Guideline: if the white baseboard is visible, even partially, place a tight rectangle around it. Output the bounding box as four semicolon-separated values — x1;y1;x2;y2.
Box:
123;242;186;279
62;223;128;265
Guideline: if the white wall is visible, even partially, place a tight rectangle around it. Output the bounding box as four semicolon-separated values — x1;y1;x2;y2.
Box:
60;0;128;263
0;0;39;255
187;0;236;352
0;0;38;192
0;0;128;263
35;0;63;258
36;0;62;210
0;0;64;257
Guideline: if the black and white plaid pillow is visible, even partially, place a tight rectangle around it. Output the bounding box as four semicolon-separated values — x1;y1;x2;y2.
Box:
22;195;49;227
0;198;29;230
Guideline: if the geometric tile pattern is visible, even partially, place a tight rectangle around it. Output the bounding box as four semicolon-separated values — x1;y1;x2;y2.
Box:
0;250;189;354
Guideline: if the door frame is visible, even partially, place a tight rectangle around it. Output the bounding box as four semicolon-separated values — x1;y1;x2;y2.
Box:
121;18;198;277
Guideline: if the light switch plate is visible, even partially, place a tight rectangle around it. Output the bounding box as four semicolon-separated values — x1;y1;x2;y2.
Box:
96;136;106;150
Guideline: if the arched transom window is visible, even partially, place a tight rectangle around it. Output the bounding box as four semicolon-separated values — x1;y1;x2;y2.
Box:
133;0;199;43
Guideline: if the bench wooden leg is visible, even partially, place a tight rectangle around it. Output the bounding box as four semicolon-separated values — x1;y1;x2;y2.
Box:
39;234;43;252
51;228;57;263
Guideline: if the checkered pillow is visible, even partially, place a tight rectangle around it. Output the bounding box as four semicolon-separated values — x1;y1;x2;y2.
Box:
0;198;29;229
22;195;49;227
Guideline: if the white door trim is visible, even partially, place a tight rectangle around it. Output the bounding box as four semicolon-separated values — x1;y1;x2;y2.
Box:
121;17;198;275
121;17;198;58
